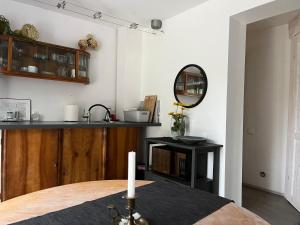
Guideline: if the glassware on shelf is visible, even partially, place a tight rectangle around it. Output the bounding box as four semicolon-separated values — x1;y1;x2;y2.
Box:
12;40;42;73
57;66;67;77
79;53;89;78
0;40;8;70
45;47;76;77
33;52;48;61
66;53;74;65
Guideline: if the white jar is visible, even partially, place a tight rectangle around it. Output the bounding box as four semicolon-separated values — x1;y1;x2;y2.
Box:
64;105;79;122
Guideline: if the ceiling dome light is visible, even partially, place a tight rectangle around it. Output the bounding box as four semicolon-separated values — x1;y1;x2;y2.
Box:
151;19;162;30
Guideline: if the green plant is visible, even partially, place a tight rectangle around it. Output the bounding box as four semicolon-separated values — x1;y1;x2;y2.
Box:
0;15;12;35
169;102;187;135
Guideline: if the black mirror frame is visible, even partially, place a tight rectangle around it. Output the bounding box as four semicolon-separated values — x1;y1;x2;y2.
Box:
174;64;208;108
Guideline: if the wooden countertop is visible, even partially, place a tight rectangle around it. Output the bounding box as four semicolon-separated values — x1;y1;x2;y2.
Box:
0;180;270;225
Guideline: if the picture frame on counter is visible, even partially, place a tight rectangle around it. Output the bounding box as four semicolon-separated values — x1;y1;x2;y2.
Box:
0;98;31;121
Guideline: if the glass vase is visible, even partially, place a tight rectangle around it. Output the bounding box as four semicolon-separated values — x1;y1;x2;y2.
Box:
171;117;186;140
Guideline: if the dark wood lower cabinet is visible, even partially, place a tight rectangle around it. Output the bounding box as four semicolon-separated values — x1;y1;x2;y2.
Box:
152;148;171;175
1;127;141;200
1;129;60;201
61;128;106;184
106;128;140;179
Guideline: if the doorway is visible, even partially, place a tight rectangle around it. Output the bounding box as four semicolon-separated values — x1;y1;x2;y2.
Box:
225;0;300;207
242;10;300;224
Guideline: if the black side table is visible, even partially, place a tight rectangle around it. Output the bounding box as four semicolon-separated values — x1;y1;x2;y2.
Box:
145;137;223;195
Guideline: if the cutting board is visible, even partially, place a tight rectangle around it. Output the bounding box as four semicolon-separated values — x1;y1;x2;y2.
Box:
143;95;157;122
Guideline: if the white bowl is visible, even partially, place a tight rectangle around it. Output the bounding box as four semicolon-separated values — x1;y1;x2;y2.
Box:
28;66;38;73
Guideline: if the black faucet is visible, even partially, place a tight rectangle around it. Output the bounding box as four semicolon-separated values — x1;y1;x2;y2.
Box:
86;104;111;123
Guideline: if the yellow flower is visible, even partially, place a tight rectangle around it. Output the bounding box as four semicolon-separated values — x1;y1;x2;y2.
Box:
170;102;188;118
173;102;184;106
173;101;194;107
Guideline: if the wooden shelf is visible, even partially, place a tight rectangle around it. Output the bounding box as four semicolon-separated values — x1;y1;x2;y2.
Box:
0;70;89;84
0;35;90;85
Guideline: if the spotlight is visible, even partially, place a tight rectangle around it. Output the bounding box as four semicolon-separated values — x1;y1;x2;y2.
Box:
93;12;102;19
57;0;66;9
129;23;138;29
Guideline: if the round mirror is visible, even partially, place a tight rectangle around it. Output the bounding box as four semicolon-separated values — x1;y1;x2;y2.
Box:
174;64;208;108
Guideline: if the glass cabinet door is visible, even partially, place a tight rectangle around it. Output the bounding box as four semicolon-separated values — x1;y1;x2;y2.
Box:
48;47;76;78
12;39;76;78
12;40;45;73
78;52;89;79
0;39;8;71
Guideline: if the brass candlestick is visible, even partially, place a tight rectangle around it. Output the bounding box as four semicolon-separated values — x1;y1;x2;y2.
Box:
126;197;136;225
107;196;149;225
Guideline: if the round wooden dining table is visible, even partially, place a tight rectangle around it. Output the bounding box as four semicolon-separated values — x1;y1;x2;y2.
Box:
0;180;269;225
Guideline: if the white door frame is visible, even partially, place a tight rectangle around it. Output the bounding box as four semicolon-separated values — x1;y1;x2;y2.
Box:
226;0;300;205
285;35;300;211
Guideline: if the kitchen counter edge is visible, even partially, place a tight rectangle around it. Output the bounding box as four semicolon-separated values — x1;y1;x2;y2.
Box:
0;121;162;130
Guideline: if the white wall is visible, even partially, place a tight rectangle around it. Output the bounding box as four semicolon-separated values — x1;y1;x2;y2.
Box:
141;0;275;203
0;0;117;121
141;0;300;205
225;17;247;204
243;24;290;194
116;28;143;120
0;76;8;97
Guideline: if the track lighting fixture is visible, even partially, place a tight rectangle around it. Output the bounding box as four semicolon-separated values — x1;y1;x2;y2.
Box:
129;23;138;29
93;12;102;20
32;0;163;35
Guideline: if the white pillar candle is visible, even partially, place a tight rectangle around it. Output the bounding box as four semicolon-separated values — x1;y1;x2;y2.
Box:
127;151;136;198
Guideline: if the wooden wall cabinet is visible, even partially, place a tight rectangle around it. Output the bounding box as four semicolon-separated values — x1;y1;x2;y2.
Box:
1;129;60;201
1;127;141;200
61;128;106;185
0;35;90;84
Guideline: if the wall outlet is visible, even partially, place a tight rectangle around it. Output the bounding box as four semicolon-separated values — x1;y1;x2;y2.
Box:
246;128;255;135
260;171;266;178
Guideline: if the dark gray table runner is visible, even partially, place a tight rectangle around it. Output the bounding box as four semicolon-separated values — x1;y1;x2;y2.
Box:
11;181;232;225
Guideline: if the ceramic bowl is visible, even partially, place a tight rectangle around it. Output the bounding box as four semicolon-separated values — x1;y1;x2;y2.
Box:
177;136;207;145
28;66;38;73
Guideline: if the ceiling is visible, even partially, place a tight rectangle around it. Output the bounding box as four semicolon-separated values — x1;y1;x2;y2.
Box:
14;0;209;26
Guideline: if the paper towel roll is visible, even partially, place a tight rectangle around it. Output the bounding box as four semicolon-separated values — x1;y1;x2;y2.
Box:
64;105;79;122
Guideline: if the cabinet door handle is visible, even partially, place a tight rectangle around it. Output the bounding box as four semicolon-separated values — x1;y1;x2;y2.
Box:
53;163;58;168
